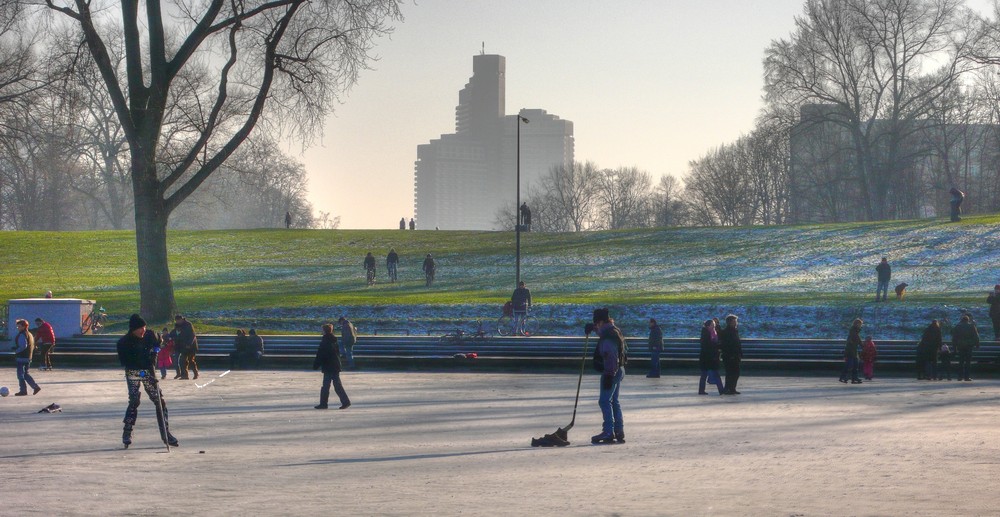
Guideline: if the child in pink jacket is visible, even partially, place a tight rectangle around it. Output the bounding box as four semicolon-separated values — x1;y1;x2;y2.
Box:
860;336;878;380
157;328;175;380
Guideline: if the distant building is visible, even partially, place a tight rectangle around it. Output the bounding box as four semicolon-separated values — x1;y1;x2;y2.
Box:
414;54;574;230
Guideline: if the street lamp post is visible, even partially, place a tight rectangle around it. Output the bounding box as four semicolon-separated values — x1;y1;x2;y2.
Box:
515;114;529;287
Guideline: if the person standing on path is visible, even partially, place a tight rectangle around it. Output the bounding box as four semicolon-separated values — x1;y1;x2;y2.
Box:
313;323;351;410
338;317;357;370
917;320;942;380
840;319;864;384
719;314;743;394
173;314;199;380
875;257;891;302
646;318;663;378
588;308;626;444
698;319;724;395
11;319;40;396
986;284;1000;341
117;314;177;448
32;317;56;371
951;315;980;381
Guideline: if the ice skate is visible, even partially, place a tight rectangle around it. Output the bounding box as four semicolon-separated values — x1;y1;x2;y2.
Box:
614;430;625;443
591;431;615;444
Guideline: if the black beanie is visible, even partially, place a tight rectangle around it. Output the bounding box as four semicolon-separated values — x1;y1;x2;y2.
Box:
128;314;147;331
593;308;609;324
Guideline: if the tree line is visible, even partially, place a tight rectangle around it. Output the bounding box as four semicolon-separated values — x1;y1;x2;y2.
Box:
503;0;1000;230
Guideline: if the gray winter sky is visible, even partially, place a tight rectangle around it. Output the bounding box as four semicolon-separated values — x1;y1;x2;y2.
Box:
299;0;996;229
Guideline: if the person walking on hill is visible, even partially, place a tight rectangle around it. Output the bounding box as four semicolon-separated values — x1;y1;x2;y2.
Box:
952;315;980;381
11;319;40;396
949;187;965;222
588;308;626;444
698;319;724;395
313;323;351;410
399;217;406;230
986;284;1000;341
646;318;663;378
172;314;199;380
840;319;864;384
364;252;377;286
875;257;891;302
719;314;743;394
32;317;56;371
117;314;178;448
409;218;415;230
386;248;400;283
338;317;357;370
285;211;292;229
422;253;436;286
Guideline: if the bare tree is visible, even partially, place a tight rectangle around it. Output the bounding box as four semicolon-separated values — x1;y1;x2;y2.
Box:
37;0;403;321
766;0;975;221
538;161;598;232
592;166;653;230
649;175;689;227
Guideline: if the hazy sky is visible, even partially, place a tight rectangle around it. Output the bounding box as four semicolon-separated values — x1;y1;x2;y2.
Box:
299;0;994;229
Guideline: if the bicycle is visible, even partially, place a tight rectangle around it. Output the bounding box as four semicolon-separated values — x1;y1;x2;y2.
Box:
366;267;376;286
439;322;488;344
497;302;531;336
81;306;108;335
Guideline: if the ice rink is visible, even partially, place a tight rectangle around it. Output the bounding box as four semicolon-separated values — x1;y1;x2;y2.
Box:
2;367;999;516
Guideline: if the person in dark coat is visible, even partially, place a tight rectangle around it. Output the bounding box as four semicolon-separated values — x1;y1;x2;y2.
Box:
698;319;724;395
949;188;965;222
229;329;249;369
588;308;626;444
172;314;199;380
399;217;406;230
422;253;436;286
875;257;891;302
386;248;400;283
247;328;264;368
117;314;177;448
719;314;743;394
840;318;864;384
916;320;941;380
409;218;415;230
951;315;980;381
987;285;1000;340
646;318;663;378
313;323;351;410
285;211;292;229
364;252;377;286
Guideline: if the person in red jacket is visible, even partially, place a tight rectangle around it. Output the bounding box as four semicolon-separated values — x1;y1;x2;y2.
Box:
32;318;56;371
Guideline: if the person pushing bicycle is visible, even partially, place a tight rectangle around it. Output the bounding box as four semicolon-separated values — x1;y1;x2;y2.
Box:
511;281;532;335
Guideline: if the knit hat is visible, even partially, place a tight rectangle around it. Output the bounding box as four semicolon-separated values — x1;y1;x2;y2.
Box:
592;308;609;324
128;314;147;331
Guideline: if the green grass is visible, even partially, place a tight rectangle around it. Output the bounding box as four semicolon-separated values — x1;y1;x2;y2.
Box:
3;214;999;324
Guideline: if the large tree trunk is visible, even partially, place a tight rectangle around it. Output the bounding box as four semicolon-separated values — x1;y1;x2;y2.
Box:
133;163;175;323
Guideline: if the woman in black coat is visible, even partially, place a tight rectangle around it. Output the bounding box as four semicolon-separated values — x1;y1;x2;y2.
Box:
313;323;351;410
698;319;724;395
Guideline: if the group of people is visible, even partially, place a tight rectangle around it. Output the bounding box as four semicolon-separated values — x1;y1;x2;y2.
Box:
398;217;416;230
228;328;264;370
363;249;436;287
6;317;57;397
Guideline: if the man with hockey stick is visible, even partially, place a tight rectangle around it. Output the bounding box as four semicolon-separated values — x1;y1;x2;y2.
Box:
590;308;627;444
117;314;178;449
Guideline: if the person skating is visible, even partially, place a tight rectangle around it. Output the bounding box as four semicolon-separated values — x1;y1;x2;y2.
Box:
32;317;56;371
719;314;743;394
860;335;878;381
951;315;980;381
117;314;177;448
698;319;724;395
11;319;41;396
313;323;351;410
987;284;1000;341
875;257;891;302
646;318;663;378
588;308;626;444
840;319;863;384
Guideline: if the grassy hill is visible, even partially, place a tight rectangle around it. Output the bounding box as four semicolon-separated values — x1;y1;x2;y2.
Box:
2;215;998;338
